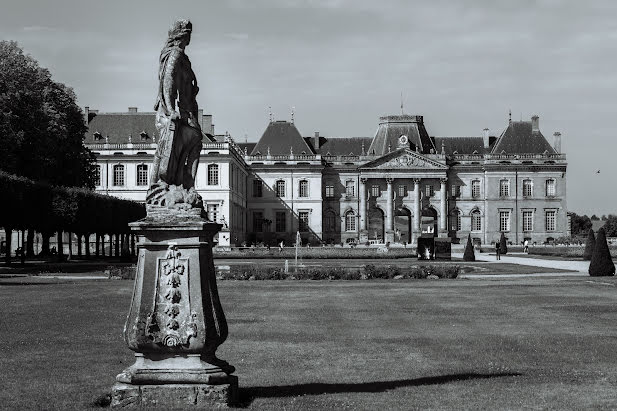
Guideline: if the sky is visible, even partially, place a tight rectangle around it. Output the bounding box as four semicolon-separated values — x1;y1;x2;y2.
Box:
1;0;616;215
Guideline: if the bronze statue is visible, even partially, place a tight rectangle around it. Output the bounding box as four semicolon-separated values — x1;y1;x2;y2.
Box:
147;19;203;209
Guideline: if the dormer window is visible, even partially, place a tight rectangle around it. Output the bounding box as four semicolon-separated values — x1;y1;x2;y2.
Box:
93;131;102;141
139;131;149;141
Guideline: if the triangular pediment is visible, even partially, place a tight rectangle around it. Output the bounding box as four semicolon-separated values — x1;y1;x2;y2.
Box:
360;149;447;170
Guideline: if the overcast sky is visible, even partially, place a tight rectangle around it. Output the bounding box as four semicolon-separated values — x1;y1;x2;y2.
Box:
1;0;616;215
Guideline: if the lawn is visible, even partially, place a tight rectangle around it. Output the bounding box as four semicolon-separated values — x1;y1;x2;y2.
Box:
1;277;617;409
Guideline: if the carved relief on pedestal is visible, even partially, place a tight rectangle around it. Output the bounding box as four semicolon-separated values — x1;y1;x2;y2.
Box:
145;244;197;348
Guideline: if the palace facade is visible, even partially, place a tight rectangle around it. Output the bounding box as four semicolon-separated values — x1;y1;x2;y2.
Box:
85;107;568;247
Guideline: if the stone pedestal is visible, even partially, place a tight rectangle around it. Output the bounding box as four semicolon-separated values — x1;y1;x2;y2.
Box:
111;209;237;408
359;229;369;244
385;230;395;244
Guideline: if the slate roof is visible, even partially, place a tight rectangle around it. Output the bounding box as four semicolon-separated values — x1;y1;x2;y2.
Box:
306;137;373;156
367;115;436;156
491;121;556;154
433;137;487;155
86;112;159;144
250;121;314;155
238;142;257;154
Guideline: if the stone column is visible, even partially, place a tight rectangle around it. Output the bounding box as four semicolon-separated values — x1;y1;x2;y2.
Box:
440;177;448;237
385;177;394;243
359;178;368;243
413;179;421;243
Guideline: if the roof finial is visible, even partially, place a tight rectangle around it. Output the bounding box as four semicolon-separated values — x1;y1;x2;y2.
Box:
361;141;365;156
509;109;512;124
269;106;273;123
400;90;404;115
291;106;295;123
388;143;391;153
441;140;445;155
267;146;271;156
245;133;248;143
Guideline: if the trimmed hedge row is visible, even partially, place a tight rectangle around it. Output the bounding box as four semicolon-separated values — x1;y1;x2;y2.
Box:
213;247;417;259
216;264;461;280
0;170;145;235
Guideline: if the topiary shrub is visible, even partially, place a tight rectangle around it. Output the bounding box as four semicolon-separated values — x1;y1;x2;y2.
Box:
589;228;615;276
499;232;508;255
583;229;596;261
463;234;475;261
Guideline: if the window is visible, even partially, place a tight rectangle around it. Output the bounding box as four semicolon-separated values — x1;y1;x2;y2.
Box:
253;180;263;197
545;210;556;231
94;165;101;186
425;185;434;197
451;184;460;197
207;204;218;223
471;210;482;231
345;181;355;197
451;210;461;231
299;180;309;197
136;164;148;186
522;179;532;197
499;211;511;232
207;164;219;185
275;180;285;197
345;211;356;231
371;185;380;197
523;211;533;232
113;165;125;186
398;185;407;197
546;179;556;197
275;211;286;232
252;211;263;232
324;212;336;232
325;184;334;198
299;211;309;232
472;180;481;198
499;179;510;197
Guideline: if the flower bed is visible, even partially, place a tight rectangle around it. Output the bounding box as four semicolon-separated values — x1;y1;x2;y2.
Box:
216;263;461;280
213;247;417;259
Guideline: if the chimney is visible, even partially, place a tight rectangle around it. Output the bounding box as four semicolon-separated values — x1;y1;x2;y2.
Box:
531;115;539;133
482;128;490;148
198;108;203;129
84;106;90;125
203;115;213;135
128;107;138;113
553;131;562;153
313;131;320;150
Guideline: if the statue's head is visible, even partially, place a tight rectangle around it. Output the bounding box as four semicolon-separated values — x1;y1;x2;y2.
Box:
167;19;192;46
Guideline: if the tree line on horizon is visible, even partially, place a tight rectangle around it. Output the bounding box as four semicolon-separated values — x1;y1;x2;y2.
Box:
570;212;617;238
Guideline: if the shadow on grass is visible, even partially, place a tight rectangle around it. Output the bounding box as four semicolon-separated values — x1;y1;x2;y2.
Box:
234;372;522;407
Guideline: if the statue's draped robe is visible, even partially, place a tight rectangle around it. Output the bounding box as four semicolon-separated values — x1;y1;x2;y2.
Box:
151;45;202;188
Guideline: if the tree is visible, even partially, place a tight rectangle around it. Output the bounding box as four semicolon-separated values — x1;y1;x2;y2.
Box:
0;41;96;188
591;215;600;221
583;229;596;261
499;232;508;255
601;215;608;221
602;215;617;237
570;213;592;236
589;228;615;276
463;234;475;261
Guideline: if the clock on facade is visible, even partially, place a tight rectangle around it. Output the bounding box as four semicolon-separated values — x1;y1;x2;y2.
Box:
398;135;408;146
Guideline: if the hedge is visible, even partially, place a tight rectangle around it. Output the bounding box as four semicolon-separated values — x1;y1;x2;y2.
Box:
0;170;145;237
216;264;461;280
213;246;418;259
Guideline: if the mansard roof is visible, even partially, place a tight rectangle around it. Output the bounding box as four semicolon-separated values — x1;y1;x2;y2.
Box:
491;120;556;154
86;112;159;144
251;121;314;155
367;115;436;156
433;137;487;155
306;136;373;156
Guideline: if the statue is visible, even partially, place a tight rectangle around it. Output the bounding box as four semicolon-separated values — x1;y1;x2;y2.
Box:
147;19;203;210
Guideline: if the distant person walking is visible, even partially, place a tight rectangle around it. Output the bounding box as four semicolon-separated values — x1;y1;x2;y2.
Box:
279;240;284;253
495;242;501;260
524;239;529;253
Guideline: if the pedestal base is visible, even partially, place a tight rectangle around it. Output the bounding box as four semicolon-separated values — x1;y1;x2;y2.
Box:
359;230;368;243
111;377;238;409
385;230;395;244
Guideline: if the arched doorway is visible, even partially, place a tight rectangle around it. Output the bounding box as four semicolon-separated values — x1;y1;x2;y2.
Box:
368;208;385;243
394;207;411;244
421;207;438;237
